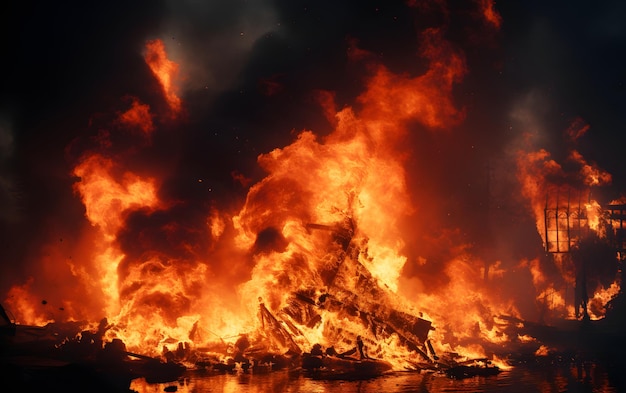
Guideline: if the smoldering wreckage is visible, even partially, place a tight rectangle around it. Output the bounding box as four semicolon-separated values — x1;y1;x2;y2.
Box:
1;217;623;392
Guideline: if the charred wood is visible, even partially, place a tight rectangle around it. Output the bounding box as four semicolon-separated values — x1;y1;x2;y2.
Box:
259;302;302;354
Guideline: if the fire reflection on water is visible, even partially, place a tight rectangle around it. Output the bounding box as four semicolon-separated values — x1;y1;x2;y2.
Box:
129;360;623;393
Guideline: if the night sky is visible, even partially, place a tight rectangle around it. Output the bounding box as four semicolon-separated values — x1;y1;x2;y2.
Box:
2;0;626;300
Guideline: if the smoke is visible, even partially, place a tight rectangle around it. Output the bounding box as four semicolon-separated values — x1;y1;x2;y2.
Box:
159;0;278;96
501;0;626;192
0;116;16;222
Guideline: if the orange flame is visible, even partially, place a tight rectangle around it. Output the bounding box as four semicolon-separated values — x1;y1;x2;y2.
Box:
118;98;155;136
228;25;524;368
479;0;502;29
144;39;182;116
72;154;162;318
569;150;612;187
73;155;160;235
515;117;620;323
358;28;467;130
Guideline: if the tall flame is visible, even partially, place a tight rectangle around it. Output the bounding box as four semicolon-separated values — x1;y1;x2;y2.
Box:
144;39;182;117
72;154;162;318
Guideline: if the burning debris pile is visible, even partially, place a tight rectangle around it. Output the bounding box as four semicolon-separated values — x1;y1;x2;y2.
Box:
149;213;501;378
1;212;503;388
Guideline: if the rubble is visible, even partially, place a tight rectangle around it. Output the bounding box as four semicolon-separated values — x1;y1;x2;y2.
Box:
0;304;186;392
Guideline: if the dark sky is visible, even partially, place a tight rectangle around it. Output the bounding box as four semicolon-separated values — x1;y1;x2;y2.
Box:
1;0;626;297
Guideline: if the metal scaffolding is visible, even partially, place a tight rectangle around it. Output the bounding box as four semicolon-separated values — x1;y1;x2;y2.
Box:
543;189;590;254
605;204;626;261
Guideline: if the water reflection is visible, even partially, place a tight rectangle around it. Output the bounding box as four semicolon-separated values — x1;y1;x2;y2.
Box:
130;360;623;393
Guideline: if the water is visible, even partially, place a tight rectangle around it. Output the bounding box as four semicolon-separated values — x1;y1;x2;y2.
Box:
130;360;625;393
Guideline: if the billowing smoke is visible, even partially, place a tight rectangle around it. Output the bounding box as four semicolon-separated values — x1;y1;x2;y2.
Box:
159;0;278;95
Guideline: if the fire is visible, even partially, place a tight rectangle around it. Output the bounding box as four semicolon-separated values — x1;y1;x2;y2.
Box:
6;29;527;360
73;155;161;236
514;115;621;322
72;153;162;320
208;207;226;240
224;21;514;368
569;150;612;187
144;39;182;116
118;98;155;137
587;281;621;320
584;200;603;232
6;0;624;380
5;279;53;326
535;345;550;356
233;26;468;308
358;28;467;130
479;0;502;29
